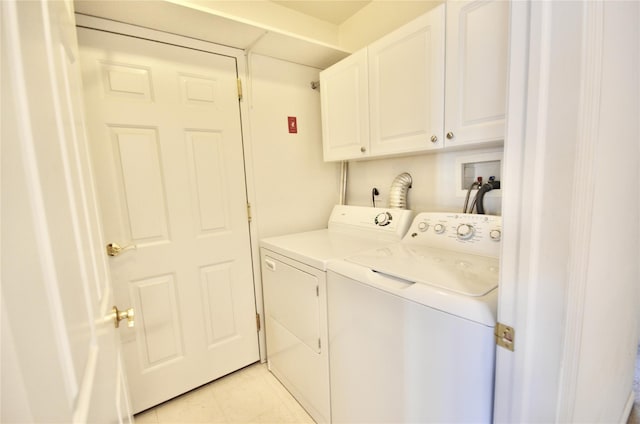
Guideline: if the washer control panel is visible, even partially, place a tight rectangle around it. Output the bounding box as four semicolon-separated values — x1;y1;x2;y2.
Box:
404;212;502;258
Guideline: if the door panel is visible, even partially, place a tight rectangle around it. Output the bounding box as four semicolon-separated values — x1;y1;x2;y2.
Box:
263;255;320;353
444;0;509;145
368;5;445;155
78;28;259;413
111;126;170;242
320;49;370;161
460;2;507;122
134;274;183;368
186;131;229;233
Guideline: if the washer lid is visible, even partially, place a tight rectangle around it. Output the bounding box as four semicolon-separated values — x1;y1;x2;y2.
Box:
345;244;499;297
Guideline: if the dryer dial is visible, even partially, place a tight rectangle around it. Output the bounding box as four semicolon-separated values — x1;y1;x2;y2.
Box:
434;223;446;234
375;212;392;226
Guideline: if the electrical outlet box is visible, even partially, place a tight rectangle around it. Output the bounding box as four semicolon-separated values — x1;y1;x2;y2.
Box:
455;152;503;197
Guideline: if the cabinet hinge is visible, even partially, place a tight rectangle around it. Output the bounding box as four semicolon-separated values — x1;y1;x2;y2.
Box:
494;322;515;351
256;312;261;332
316;285;319;297
237;78;243;101
318;338;321;350
247;202;252;222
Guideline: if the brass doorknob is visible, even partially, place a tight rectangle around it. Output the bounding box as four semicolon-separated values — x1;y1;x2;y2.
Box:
430;135;438;143
106;242;136;257
446;131;455;140
111;306;135;328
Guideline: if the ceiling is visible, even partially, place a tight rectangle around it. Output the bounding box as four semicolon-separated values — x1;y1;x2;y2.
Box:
271;0;372;25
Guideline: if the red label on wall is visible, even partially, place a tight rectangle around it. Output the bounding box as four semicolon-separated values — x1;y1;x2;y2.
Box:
288;116;297;134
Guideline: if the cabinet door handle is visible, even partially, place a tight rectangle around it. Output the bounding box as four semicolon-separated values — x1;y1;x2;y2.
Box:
446;132;455;140
360;146;366;153
430;135;438;143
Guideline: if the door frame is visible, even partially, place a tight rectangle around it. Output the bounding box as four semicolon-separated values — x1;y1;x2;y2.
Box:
495;1;639;422
74;14;267;362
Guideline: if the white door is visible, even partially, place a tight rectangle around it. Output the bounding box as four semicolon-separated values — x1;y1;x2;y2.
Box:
78;28;260;413
444;0;509;147
368;4;445;156
1;0;132;422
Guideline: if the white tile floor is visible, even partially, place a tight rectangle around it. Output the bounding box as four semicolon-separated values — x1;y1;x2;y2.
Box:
134;362;315;424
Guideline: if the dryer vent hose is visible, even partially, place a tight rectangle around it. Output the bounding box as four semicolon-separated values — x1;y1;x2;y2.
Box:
388;172;413;209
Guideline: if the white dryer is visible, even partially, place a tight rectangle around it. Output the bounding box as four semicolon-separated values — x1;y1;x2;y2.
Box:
327;212;502;423
260;205;414;423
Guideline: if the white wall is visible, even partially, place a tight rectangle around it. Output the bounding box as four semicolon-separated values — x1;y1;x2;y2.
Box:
248;54;341;239
345;147;503;215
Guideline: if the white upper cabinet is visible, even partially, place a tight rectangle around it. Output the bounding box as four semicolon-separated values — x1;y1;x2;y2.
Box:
321;49;370;161
321;5;445;162
444;0;510;147
320;1;509;161
368;5;445;156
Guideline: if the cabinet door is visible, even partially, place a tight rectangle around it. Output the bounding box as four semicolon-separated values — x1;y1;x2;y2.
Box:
320;49;370;161
368;4;445;157
445;0;509;146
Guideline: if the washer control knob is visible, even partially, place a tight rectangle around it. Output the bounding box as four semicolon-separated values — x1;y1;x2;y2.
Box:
433;223;446;234
490;229;502;241
417;222;429;232
375;212;392;226
456;223;475;240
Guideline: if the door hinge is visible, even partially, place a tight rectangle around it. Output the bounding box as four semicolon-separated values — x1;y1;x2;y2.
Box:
237;78;243;101
495;322;515;351
256;312;261;332
247;202;252;222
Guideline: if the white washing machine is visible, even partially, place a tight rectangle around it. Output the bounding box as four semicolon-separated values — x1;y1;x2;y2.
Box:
327;212;502;423
260;205;414;424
